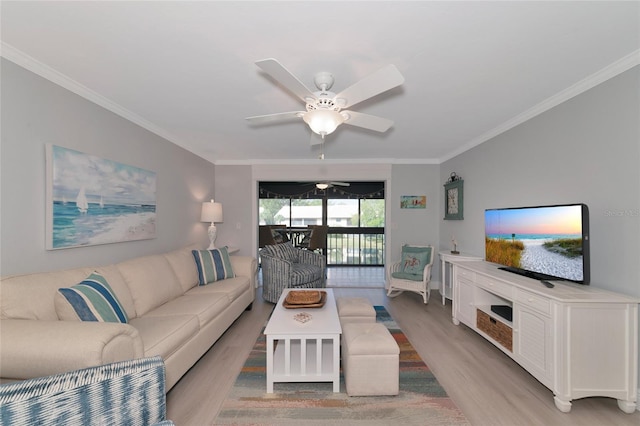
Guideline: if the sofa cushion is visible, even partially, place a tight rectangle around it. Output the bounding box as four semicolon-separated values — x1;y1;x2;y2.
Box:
186;276;250;304
1;268;94;321
192;247;235;285
145;294;228;327
129;315;199;359
55;272;129;323
116;255;183;317
164;246;200;293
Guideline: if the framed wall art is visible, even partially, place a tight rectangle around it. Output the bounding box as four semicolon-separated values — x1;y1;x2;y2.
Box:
401;195;426;209
45;144;157;249
444;179;463;220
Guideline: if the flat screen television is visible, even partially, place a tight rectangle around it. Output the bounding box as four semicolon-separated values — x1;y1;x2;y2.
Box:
484;203;590;284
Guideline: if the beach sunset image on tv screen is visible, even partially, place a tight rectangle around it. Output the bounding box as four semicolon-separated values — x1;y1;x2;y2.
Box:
485;204;586;282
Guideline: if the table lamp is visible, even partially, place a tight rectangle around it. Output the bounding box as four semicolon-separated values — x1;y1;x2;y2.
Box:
201;199;223;249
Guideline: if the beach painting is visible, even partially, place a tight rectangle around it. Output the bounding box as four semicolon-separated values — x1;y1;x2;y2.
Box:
46;145;157;249
401;195;426;209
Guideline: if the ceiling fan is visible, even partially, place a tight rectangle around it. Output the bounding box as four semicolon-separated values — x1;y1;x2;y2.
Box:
296;181;351;190
315;181;350;190
246;58;404;145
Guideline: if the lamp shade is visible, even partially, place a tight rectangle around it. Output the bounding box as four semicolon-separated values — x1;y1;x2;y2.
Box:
201;199;223;223
303;110;345;136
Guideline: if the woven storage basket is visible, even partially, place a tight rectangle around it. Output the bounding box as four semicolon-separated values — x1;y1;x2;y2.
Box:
477;309;513;352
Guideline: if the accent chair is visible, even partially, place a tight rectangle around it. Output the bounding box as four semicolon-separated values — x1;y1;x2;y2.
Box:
0;356;173;425
387;244;434;304
260;242;326;303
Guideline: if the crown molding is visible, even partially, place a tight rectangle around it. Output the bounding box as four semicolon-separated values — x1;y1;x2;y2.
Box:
213;157;440;166
1;42;183;147
438;49;640;164
3;42;636;167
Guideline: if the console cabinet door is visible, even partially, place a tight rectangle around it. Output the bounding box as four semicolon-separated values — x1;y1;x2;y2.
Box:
513;304;553;388
455;277;476;327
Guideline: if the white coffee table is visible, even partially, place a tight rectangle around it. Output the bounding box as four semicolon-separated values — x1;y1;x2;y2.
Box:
264;288;342;393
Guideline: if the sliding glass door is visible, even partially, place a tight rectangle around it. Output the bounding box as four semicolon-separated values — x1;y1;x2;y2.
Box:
258;182;385;266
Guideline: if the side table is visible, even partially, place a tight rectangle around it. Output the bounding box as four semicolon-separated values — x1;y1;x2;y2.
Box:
438;251;482;305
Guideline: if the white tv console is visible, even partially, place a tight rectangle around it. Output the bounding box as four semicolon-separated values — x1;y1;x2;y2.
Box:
450;260;639;413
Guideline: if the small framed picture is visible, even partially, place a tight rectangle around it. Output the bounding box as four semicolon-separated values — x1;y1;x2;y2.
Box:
400;195;426;209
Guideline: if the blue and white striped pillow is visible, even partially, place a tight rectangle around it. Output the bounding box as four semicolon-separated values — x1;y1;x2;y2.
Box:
56;272;128;323
192;247;235;285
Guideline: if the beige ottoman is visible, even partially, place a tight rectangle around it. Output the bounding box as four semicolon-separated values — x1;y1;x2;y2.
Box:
342;322;399;396
336;297;376;325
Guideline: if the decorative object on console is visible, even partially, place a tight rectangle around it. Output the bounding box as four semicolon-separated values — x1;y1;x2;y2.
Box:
201;199;223;249
451;236;460;254
444;173;463;220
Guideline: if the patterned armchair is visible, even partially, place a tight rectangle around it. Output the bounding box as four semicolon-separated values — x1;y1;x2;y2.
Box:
260;242;326;303
0;356;173;426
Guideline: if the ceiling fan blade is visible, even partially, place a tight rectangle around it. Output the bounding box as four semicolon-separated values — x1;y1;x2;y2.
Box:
334;64;404;109
246;111;304;124
256;58;317;104
330;181;350;186
310;132;324;146
342;111;394;132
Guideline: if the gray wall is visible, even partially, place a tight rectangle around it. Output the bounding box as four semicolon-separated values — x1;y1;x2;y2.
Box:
440;65;640;390
1;59;216;275
388;164;441;279
214;164;253;255
440;66;639;298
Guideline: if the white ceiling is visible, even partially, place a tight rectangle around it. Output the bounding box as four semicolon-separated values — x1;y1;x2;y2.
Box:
2;1;639;165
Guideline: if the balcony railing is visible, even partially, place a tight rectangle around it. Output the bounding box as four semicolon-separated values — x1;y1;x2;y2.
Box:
326;227;384;266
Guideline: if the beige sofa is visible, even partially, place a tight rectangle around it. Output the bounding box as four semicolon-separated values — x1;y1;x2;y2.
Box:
0;246;257;391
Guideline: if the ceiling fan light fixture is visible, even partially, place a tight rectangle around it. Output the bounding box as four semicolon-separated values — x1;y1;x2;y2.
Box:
303;109;345;136
315;183;329;190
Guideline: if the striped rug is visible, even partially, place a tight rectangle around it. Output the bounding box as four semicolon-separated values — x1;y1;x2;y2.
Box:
215;306;469;425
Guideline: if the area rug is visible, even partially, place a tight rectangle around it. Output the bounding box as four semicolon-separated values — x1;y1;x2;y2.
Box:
214;306;470;425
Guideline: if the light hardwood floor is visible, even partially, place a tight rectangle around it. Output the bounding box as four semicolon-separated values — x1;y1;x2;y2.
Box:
166;268;639;425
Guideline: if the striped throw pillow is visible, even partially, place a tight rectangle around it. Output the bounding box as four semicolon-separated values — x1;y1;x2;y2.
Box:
56;272;128;323
192;247;235;285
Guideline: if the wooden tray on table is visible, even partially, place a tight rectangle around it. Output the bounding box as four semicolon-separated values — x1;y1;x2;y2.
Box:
283;290;327;309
